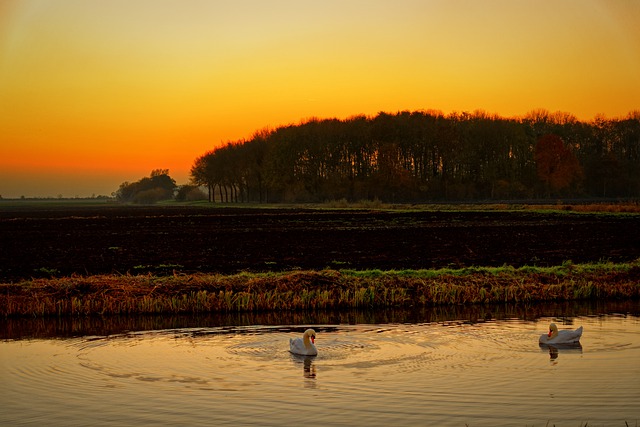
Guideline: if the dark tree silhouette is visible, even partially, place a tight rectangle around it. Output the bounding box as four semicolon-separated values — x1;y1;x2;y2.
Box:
534;135;583;197
191;110;639;203
115;170;177;204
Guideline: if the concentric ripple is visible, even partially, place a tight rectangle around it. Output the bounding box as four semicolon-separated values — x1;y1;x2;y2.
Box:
2;317;639;427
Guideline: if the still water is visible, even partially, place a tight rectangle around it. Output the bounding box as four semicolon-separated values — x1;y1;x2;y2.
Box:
2;303;640;426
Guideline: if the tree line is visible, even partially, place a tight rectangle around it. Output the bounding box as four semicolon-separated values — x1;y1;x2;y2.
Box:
114;109;639;204
187;109;639;203
115;169;177;203
115;169;209;204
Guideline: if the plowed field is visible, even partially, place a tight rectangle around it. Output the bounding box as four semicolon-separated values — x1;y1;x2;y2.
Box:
1;205;639;282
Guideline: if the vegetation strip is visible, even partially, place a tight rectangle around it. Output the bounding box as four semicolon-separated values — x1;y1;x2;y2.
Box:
2;261;639;317
189;112;640;204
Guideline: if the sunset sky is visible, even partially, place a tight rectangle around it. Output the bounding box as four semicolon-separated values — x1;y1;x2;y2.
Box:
1;0;639;198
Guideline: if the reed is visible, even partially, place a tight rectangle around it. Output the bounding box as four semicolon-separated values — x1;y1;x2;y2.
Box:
2;261;639;317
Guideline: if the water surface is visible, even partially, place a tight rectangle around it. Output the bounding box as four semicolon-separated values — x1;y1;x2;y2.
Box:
2;304;639;426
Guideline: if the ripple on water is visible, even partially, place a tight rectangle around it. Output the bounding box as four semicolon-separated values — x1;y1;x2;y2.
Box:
3;317;640;427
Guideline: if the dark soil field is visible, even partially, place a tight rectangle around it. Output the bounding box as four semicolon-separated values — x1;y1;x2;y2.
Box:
1;204;639;282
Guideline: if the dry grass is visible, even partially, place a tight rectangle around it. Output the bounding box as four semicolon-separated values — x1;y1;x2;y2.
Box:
525;202;640;214
2;261;640;317
319;200;640;213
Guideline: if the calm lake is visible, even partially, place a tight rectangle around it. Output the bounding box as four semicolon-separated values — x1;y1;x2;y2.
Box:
2;301;639;426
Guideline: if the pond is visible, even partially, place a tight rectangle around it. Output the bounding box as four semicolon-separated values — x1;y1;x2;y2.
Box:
2;301;640;426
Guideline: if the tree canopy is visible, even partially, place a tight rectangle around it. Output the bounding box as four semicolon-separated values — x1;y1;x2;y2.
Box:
115;169;177;204
192;110;640;203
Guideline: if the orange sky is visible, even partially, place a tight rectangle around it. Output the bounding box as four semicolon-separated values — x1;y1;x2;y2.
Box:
1;0;639;198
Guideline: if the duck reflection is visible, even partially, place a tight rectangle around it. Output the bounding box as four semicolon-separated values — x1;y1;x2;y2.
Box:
539;342;583;361
303;356;316;379
291;354;316;379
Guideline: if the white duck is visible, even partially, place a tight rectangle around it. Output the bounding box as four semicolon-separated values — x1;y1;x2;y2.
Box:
290;329;318;356
539;323;583;345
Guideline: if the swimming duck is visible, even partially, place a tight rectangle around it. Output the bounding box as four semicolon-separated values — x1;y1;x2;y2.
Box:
539;323;583;345
290;329;318;356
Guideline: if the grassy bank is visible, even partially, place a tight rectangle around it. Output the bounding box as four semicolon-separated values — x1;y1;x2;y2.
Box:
2;261;639;317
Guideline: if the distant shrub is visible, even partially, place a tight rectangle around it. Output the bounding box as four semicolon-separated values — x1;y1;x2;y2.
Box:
324;198;349;208
186;187;207;201
323;198;385;209
133;188;171;204
176;185;207;202
115;170;176;203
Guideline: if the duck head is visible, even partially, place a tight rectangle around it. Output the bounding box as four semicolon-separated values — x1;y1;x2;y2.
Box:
548;323;558;339
304;329;316;345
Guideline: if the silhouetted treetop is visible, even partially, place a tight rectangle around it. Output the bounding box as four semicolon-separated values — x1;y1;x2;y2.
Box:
116;170;177;204
192;110;640;203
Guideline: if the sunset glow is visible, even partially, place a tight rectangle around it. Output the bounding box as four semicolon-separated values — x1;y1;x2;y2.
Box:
1;0;639;198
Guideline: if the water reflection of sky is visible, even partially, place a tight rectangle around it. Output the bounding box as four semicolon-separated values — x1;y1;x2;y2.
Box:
2;306;640;426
